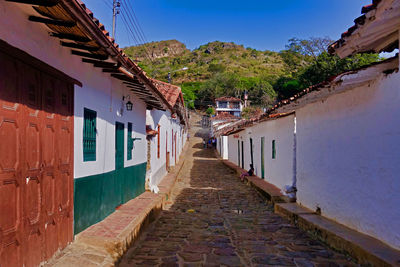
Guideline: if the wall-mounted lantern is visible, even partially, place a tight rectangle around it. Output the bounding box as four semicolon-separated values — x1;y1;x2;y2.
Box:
124;95;133;111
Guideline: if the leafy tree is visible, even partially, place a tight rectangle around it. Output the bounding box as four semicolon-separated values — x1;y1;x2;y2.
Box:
206;106;215;116
181;82;202;109
286;37;333;59
299;52;380;87
274;37;381;100
241;107;263;119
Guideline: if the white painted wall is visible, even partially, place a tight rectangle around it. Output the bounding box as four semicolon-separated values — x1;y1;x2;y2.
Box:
222;136;229;159
296;72;400;250
74;84;147;178
249;115;295;190
228;134;241;167
226;115;295;190
0;2;147;178
146;110;187;187
216;136;229;160
146;109;170;187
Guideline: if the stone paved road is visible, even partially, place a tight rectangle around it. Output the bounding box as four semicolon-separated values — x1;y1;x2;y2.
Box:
119;116;355;267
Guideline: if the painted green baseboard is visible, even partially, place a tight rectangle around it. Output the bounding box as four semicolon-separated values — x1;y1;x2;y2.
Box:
73;162;147;234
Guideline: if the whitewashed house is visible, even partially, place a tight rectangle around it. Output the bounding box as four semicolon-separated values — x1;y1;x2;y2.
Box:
216;112;296;190
146;80;188;191
218;0;400;251
215;96;243;117
0;1;172;265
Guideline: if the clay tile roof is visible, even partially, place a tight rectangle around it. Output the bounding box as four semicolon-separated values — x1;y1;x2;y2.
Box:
329;0;383;55
215;96;242;102
150;79;182;107
211;112;239;121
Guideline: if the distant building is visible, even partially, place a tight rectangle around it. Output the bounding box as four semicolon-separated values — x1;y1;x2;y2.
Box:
215;97;243;117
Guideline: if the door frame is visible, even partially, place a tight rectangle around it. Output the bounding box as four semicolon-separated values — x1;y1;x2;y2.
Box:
261;137;265;179
241;141;244;169
250;137;254;167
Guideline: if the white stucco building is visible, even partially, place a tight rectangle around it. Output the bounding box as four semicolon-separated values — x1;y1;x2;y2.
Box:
216;0;400;251
215;96;243;117
146;80;188;190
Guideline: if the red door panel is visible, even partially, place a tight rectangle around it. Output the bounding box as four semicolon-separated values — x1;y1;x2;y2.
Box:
0;51;23;267
20;62;44;267
0;48;74;266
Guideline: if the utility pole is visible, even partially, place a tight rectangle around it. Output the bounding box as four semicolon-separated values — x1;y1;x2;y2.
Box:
112;0;121;40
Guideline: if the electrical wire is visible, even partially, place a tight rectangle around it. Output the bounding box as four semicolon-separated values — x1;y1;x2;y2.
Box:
119;0;154;62
124;0;149;45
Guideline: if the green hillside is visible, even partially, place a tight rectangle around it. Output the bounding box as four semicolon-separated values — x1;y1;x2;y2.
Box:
123;39;380;109
124;40;285;84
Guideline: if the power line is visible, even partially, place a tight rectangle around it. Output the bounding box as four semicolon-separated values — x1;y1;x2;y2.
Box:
101;0;112;9
120;0;148;47
119;0;153;62
120;10;141;46
119;10;153;62
124;0;149;45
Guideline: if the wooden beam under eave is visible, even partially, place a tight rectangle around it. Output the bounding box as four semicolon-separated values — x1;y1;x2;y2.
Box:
50;32;90;42
61;41;99;52
123;81;145;88
127;84;146;91
102;68;120;73
5;0;59;6
81;58;120;69
129;90;153;97
29;16;76;27
71;50;108;60
111;73;132;82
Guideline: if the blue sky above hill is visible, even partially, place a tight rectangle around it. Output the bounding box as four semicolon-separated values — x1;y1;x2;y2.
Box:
85;0;368;51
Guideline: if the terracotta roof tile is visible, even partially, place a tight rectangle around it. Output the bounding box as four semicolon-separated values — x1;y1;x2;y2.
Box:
211;112;239;121
329;0;383;54
215;96;242;102
150;79;182;107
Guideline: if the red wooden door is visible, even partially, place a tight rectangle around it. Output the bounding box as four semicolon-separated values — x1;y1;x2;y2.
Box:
0;49;74;267
0;50;23;267
20;62;43;267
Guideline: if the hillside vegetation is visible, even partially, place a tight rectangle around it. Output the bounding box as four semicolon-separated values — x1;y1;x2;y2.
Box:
123;39;380;109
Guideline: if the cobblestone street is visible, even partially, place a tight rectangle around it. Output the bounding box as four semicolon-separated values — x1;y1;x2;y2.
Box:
118;118;355;267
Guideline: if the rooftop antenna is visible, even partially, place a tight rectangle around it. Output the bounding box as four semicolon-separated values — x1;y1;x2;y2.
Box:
112;0;121;40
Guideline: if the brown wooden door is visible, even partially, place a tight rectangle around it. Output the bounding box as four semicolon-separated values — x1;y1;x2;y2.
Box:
20;62;44;267
0;49;23;267
0;49;74;267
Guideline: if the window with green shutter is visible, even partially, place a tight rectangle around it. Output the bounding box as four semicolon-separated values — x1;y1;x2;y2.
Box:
272;140;276;159
83;108;96;161
127;122;133;160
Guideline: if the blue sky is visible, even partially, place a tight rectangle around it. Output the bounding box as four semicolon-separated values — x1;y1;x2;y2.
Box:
84;0;368;51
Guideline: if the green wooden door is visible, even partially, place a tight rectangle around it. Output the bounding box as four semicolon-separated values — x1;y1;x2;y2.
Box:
261;137;265;179
115;122;125;170
115;122;124;206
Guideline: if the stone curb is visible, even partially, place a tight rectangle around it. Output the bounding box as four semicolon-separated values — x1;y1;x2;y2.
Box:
215;151;287;204
218;155;400;266
44;142;191;267
275;203;400;266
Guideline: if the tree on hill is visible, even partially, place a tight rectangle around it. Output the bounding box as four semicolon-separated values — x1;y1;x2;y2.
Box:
123;38;380;109
274;37;381;100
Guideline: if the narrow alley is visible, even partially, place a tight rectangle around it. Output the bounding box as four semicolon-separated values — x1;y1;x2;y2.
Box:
118;116;354;266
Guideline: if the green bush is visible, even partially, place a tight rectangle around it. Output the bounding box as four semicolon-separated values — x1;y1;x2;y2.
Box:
206;107;215;116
